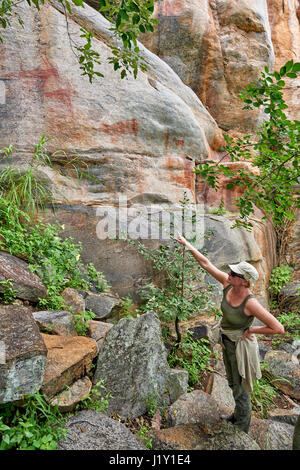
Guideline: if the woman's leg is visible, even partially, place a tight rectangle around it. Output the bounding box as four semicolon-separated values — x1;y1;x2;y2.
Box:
292;415;300;450
222;338;252;433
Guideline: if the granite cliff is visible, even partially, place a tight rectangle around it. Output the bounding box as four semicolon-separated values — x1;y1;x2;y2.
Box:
0;0;299;303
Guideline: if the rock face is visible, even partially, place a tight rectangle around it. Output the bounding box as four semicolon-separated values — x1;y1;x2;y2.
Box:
0;304;47;403
141;0;275;133
57;410;146;450
0;1;287;301
206;372;235;415
93;312;188;418
0;251;47;302
141;0;300;135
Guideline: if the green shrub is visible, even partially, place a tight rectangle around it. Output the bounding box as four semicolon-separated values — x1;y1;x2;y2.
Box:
0;279;18;304
0;197;110;313
75;379;112;413
167;332;214;386
119;295;141;319
269;265;293;296
72;309;97;336
251;363;292;418
0;390;68;450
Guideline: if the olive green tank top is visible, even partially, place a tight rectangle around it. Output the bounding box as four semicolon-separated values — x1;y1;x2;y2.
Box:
221;285;255;330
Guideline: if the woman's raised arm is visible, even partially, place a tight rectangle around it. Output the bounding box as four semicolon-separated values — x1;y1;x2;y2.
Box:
174;234;228;287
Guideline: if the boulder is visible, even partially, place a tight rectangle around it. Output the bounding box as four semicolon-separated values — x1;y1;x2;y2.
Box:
279;282;300;312
49;376;92;412
249;416;295;450
57;410;146;450
61;288;86;316
167;390;220;428
264;350;300;400
0;251;47;302
87;320;113;350
0;304;47;403
41;334;98;398
33;310;78;336
93;312;188;418
268;406;300;426
85;292;121;321
206;372;235;415
152;421;260;450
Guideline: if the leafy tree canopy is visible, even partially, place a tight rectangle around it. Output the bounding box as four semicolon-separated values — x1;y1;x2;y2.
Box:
195;60;300;232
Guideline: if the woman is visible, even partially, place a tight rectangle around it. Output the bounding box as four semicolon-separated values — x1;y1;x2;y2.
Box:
175;234;285;434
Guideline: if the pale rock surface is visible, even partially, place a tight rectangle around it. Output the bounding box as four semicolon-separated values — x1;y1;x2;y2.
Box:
0;1;281;302
0;304;47;403
269;406;300;426
267;0;300;121
206;372;235;415
0;1;222;207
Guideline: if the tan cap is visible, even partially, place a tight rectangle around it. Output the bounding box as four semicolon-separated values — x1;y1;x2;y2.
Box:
228;261;259;282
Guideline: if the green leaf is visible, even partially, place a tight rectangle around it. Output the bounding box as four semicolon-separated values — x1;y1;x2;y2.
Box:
286;72;297;78
120;9;129;21
65;0;72;14
292;62;300;73
129;2;140;12
280;66;286;76
132;13;140;24
139;24;145;33
285;60;293;72
277;80;285;87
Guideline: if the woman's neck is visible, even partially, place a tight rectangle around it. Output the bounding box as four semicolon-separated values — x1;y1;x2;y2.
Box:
230;285;250;296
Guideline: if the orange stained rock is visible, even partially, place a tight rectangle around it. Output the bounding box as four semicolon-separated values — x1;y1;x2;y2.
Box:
158;0;186;17
98;119;138;138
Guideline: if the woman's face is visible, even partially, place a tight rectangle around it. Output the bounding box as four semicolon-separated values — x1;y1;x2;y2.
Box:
228;270;246;286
